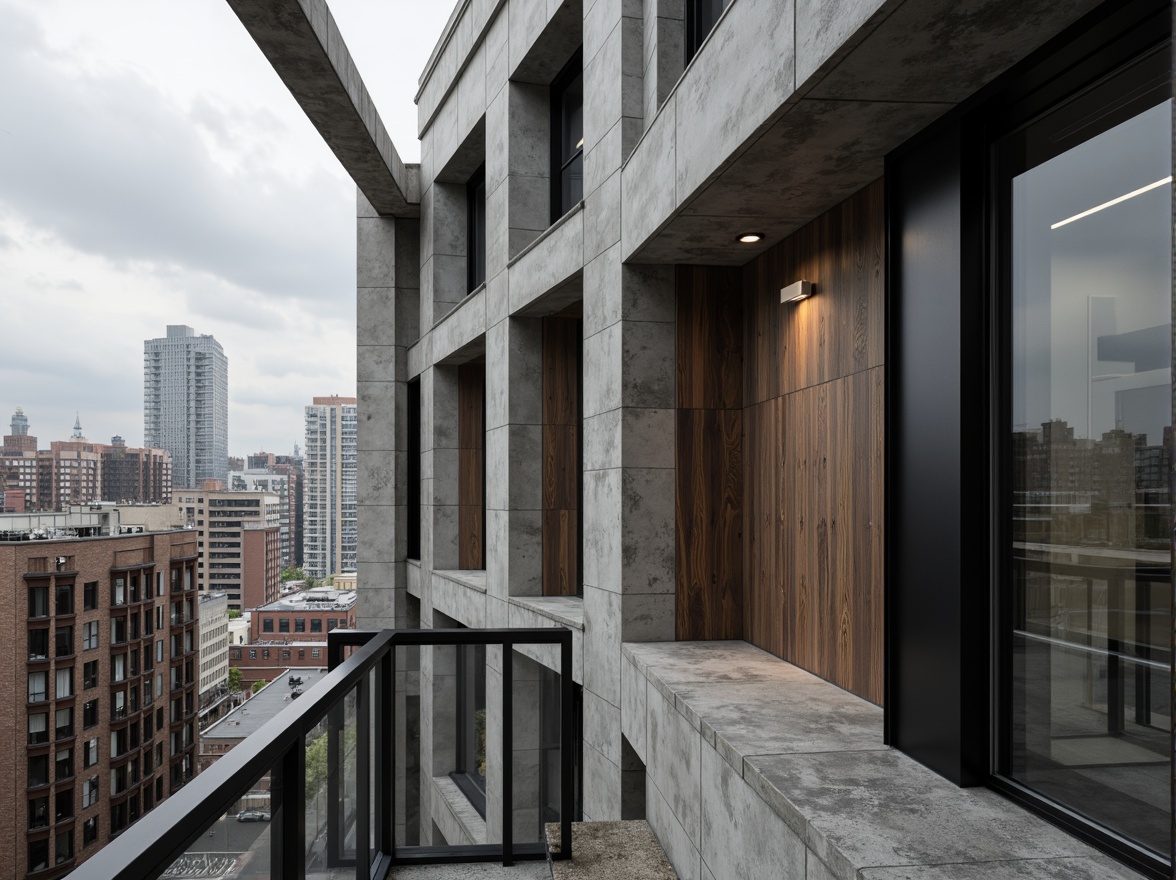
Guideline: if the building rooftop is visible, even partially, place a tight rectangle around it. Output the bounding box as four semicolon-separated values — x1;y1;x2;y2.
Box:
259;588;357;612
202;668;325;740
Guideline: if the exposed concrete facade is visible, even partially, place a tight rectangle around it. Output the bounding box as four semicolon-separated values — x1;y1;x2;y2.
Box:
228;0;1170;877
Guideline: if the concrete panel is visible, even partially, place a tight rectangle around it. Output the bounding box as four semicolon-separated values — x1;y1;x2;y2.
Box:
582;244;622;338
583;409;621;473
584;585;622;703
357;380;404;451
620;93;676;257
582;468;622;592
619;590;675;641
620;321;674;409
620;407;674;469
673;0;796;202
582;741;622;821
431;290;486;363
647;775;702;880
619;466;675;595
583;686;622;767
457;41;488;138
507;207;585;313
358;215;397;287
647;686;701;851
701;744;806;880
620;648;648;764
859;857;1150;880
584;169;622;262
582;322;622;419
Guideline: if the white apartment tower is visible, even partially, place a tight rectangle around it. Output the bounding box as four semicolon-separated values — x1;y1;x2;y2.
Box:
144;325;229;489
303;396;357;579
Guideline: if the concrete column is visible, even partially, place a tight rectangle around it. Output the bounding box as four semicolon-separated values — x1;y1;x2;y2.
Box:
642;0;685;128
425;366;461;573
579;0;675;822
356;192;419;631
485;318;544;602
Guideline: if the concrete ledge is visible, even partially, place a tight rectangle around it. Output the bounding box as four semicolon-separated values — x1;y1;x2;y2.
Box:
431;775;487;846
621;641;1146;880
509;595;584;631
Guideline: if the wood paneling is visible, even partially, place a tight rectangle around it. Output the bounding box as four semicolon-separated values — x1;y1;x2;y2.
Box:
740;180;886;705
542;317;581;596
676;266;744;640
458;363;485;569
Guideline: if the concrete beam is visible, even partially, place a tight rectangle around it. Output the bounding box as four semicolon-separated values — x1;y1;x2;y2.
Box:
227;0;420;217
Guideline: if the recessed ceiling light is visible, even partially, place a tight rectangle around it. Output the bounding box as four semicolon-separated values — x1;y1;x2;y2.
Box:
737;233;764;244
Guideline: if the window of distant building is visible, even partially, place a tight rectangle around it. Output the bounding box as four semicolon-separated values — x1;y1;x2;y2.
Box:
551;50;583;222
685;0;731;64
467;165;486;292
263;618;273;633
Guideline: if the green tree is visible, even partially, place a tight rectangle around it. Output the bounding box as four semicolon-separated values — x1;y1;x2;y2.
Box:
281;566;305;582
227;668;243;693
251;680;265;694
227;609;242;619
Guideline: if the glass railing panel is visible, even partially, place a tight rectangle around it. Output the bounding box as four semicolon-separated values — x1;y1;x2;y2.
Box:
303;713;331;878
161;766;272;880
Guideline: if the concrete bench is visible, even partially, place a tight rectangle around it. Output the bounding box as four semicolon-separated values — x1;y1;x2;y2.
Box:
621;641;1144;880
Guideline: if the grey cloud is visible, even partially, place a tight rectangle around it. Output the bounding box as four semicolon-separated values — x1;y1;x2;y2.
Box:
0;6;355;314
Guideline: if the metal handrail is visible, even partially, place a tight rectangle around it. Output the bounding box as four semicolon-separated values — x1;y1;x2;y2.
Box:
66;625;574;880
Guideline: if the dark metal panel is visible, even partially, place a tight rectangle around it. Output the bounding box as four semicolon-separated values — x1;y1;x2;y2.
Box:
886;120;981;786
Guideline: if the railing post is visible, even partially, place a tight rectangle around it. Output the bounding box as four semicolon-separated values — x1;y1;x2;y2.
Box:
272;739;306;880
382;647;396;861
501;641;513;867
560;630;573;860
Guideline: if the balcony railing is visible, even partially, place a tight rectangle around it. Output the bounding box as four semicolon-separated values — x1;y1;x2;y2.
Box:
66;626;575;880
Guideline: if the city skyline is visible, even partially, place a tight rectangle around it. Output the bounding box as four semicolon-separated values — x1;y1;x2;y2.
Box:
0;1;452;456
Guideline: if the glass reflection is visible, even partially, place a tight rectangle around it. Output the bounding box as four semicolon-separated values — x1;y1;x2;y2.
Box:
1009;99;1172;854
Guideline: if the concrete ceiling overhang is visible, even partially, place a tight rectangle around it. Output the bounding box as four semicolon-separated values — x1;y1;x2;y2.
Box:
227;0;420;217
624;0;1104;265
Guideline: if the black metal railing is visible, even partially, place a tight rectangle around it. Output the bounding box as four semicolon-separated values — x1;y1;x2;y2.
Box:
66;626;574;880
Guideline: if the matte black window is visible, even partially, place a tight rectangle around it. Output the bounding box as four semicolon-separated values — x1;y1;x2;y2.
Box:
55;626;73;658
83;660;98;689
994;24;1171;867
83;699;98;729
451;642;487;816
685;0;731;64
279;618;290;634
295;617;305;633
83;581;98;611
28;796;49;829
467;165;486;292
263;618;274;633
310;618;323;634
83;817;98;847
551;50;583;222
28;713;49;745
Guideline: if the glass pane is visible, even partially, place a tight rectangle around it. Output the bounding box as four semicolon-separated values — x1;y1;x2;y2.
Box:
304;714;330;876
1008;99;1171;854
163;766;271;880
560;72;582;165
560;153;583;215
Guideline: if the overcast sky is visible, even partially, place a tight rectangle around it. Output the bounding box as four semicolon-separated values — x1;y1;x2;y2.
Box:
0;0;451;459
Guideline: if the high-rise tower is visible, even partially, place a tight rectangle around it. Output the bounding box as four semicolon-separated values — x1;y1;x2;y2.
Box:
302;396;356;579
143;325;228;489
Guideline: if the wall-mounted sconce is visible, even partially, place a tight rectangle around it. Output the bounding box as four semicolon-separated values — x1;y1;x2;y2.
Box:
737;232;764;244
780;280;813;304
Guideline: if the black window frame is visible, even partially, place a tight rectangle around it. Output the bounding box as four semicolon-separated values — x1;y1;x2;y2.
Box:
550;48;584;223
407;378;421;560
466;165;487;293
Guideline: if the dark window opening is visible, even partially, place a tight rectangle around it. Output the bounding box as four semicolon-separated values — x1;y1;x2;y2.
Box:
685;0;731;64
407;378;421;559
551;49;583;222
467;165;486;292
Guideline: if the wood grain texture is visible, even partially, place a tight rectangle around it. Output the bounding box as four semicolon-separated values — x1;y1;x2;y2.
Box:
458;363;485;569
542;317;581;596
676;266;745;640
740;180;886;705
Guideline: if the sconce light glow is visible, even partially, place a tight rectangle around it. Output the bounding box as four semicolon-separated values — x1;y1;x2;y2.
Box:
737;233;765;244
780;280;813;304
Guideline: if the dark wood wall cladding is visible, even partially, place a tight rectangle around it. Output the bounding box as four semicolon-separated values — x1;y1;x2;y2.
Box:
675;266;744;640
458;363;485;569
542;316;582;595
741;179;886;704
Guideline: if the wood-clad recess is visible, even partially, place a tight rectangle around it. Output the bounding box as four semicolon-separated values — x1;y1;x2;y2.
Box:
675;265;744;641
457;363;485;569
542;314;582;596
674;179;885;704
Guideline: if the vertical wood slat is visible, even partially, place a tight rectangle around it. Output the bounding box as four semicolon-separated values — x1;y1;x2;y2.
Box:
458;363;485;569
676;266;744;641
543;317;581;596
740;179;886;705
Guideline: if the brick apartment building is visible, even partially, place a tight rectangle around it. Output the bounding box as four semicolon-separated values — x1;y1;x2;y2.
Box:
0;518;200;878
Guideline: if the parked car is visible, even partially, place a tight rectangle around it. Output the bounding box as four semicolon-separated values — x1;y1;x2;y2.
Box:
237;810;270;822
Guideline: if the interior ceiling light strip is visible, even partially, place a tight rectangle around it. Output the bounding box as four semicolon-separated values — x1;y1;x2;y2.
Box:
1051;175;1172;229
